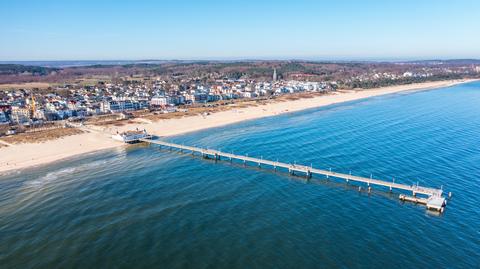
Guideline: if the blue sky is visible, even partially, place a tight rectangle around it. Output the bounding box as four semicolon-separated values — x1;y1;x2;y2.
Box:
0;0;479;60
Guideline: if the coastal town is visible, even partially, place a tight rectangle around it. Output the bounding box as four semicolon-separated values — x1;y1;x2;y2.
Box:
0;73;336;130
3;1;480;268
4;1;480;268
1;60;479;137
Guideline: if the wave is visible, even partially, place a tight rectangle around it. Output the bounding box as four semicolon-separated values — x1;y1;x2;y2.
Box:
24;159;111;189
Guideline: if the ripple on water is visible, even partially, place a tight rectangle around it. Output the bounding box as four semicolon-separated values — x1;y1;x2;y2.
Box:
1;82;480;268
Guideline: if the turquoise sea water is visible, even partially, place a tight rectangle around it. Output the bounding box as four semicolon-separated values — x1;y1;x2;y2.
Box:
1;82;480;268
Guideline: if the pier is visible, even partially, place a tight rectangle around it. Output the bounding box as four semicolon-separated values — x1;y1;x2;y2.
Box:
140;138;447;212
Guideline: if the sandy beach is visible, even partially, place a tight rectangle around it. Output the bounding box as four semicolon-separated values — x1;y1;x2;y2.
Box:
0;79;476;174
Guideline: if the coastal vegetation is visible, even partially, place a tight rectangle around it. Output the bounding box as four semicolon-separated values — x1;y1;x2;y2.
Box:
0;127;83;144
1;60;479;86
0;64;58;76
345;74;467;89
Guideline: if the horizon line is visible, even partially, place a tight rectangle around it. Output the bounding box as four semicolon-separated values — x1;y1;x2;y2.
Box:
1;57;480;63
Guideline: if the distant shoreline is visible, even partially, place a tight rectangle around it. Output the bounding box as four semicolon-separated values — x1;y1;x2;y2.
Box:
0;78;478;174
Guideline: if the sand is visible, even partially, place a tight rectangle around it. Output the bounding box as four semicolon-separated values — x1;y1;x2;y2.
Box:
0;79;476;174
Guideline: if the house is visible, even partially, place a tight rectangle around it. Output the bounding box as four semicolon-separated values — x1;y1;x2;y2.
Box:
101;100;139;113
10;106;30;124
150;96;168;107
0;111;8;124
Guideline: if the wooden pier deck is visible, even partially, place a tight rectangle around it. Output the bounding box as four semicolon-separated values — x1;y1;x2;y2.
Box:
140;138;447;211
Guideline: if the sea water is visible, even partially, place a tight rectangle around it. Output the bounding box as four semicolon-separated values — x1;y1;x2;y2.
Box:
1;82;479;268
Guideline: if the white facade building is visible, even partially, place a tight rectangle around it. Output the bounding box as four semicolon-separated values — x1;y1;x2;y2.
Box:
150;96;168;107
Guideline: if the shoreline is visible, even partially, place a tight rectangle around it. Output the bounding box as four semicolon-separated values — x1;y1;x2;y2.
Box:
1;78;477;174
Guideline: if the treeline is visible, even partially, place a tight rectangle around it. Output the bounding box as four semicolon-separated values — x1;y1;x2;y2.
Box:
0;60;478;85
343;74;467;89
0;64;59;76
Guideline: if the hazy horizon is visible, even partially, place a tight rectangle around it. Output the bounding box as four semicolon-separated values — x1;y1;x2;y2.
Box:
2;57;480;63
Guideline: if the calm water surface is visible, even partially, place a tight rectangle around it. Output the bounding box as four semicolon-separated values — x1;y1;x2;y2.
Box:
1;82;480;268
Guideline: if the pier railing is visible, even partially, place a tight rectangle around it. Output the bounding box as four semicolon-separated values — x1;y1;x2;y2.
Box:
140;138;447;211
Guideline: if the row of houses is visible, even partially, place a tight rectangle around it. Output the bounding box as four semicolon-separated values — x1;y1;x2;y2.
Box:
0;80;336;125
